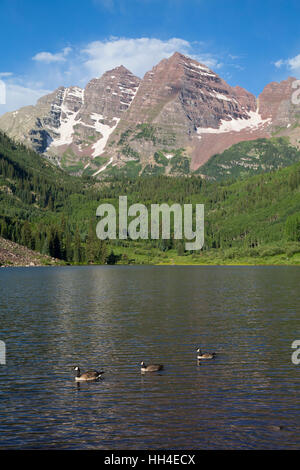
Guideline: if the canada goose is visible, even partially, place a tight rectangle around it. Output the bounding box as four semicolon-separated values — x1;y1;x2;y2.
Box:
197;348;216;360
73;366;104;381
140;361;163;372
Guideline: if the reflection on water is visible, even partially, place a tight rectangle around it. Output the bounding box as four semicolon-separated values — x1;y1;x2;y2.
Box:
0;266;299;449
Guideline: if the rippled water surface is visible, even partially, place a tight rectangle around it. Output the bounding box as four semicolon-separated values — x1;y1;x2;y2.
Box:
0;266;299;449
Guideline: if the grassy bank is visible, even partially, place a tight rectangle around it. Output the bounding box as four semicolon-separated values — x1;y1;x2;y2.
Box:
110;241;300;266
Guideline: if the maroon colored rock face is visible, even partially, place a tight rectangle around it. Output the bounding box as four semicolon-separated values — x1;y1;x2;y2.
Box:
191;127;270;170
0;66;141;174
0;52;299;176
78;65;140;129
107;52;271;168
125;52;256;127
258;77;297;122
46;66;141;173
257;77;300;150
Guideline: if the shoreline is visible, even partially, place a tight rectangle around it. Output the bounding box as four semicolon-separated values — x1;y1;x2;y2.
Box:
2;261;300;268
2;236;300;268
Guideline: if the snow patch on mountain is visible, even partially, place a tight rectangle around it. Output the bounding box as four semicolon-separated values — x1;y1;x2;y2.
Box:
91;113;120;157
197;110;271;135
183;63;215;78
210;90;236;103
49;88;84;147
50;112;78;147
68;87;84;99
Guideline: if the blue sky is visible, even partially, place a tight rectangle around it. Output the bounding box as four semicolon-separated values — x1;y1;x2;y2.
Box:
1;0;300;113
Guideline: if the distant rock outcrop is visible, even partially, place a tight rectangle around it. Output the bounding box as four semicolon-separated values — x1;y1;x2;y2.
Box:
0;236;59;267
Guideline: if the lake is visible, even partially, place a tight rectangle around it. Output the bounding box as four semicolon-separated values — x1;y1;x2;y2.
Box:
0;266;299;449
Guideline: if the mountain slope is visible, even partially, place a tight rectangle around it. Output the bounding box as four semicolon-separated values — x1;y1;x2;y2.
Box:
106;51;263;170
0;130;93;224
1;129;300;265
198;137;300;180
0;66;140;175
0;52;300;177
0;236;59;267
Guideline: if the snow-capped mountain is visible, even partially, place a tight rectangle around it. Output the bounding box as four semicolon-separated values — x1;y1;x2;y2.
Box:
0;52;299;177
0;65;140;175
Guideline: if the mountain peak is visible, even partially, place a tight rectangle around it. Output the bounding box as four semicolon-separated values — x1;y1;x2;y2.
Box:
103;64;135;77
0;53;299;178
170;51;187;60
169;51;212;71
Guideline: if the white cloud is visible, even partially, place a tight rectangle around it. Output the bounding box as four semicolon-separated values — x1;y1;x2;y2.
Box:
28;37;222;86
274;53;300;76
0;72;13;78
288;54;300;71
32;47;72;64
81;37;219;78
0;37;225;115
0;82;50;114
274;59;284;68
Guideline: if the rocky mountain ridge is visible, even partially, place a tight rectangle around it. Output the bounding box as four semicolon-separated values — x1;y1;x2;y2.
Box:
0;52;299;177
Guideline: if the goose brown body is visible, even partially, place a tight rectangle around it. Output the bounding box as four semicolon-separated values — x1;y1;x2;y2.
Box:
197;348;216;360
140;361;163;372
74;366;104;381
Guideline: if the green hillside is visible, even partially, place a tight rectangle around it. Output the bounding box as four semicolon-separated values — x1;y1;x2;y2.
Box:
198;137;300;181
1;131;300;265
